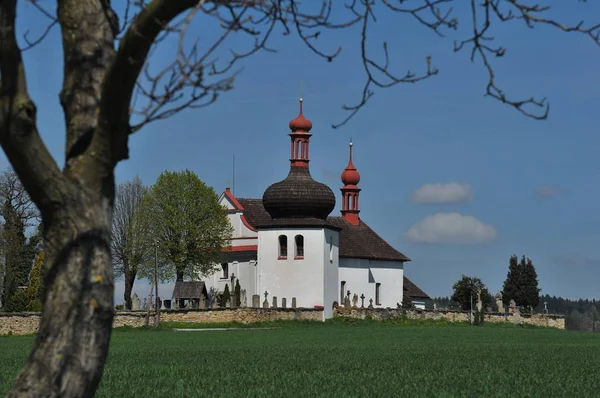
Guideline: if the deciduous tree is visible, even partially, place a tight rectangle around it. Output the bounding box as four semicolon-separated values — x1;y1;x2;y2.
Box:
451;275;492;311
141;170;232;282
111;176;151;310
1;0;598;396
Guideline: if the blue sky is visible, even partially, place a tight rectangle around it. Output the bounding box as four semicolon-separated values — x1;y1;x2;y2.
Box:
7;1;600;302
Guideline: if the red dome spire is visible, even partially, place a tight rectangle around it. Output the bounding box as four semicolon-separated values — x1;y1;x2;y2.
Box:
289;98;312;132
341;140;360;186
340;140;361;225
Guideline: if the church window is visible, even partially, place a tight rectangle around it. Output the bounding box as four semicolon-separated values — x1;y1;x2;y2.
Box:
328;236;333;263
295;235;304;259
340;281;346;303
375;283;381;305
278;235;288;259
221;263;229;279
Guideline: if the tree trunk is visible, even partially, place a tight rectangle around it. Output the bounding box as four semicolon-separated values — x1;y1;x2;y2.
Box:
123;269;135;310
176;269;184;282
7;191;114;398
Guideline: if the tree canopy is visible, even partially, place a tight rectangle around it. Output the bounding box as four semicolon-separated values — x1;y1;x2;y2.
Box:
141;169;232;282
451;275;492;311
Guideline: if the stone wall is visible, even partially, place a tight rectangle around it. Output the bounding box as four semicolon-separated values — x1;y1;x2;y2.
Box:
333;307;566;329
0;308;325;336
0;306;566;336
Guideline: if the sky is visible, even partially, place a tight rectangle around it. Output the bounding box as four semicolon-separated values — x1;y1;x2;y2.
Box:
6;1;600;303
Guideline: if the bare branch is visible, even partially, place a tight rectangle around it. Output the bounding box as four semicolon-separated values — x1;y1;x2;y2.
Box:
21;0;58;51
452;0;600;119
0;0;66;215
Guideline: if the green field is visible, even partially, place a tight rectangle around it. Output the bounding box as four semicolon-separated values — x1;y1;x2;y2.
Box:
1;319;599;397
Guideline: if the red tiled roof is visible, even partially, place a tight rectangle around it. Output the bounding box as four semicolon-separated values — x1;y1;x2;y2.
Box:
237;198;410;262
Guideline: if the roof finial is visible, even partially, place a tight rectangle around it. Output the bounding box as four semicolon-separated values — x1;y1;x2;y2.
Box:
299;81;304;114
349;138;353;162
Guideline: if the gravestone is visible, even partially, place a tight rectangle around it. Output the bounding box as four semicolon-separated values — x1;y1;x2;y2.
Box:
476;290;483;312
343;294;351;307
263;291;269;309
199;294;206;309
368;298;374;309
495;292;504;313
360;294;365;308
252;294;260;308
291;297;297;309
433;303;438;311
272;296;278;308
226;298;231;308
509;299;517;314
160;297;166;310
282;297;287;309
352;294;358;308
132;293;141;311
241;289;247;308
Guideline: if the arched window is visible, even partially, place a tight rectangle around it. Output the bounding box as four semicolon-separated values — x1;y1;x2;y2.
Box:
221;263;229;279
295;235;304;259
375;283;381;305
278;235;288;259
340;281;346;303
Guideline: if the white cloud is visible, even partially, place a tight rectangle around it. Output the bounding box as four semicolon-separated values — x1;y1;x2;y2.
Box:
410;182;473;204
404;213;497;244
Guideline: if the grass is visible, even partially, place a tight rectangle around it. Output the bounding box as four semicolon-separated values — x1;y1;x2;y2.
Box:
1;319;599;397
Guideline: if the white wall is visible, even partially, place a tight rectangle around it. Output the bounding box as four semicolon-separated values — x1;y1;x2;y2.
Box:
202;260;258;300
258;227;338;318
339;258;404;308
323;229;339;318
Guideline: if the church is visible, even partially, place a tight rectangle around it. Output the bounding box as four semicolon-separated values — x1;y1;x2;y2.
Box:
203;99;429;318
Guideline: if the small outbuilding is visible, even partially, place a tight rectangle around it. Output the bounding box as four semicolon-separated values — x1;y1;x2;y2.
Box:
172;281;208;309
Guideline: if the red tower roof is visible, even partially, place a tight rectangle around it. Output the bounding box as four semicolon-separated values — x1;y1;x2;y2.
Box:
289;98;313;131
341;141;360;186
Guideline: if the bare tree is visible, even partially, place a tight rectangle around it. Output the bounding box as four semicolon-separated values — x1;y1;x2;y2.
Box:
0;0;598;396
111;176;150;310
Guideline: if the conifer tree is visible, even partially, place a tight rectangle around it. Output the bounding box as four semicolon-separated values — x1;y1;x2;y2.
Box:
222;284;231;308
521;257;541;310
27;252;45;311
234;280;241;307
502;255;522;306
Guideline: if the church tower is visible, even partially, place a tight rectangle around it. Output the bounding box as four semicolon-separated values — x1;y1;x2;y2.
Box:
340;141;361;225
256;98;340;318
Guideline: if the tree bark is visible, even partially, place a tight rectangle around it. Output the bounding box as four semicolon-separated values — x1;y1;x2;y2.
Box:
123;268;135;310
0;0;205;396
7;190;114;397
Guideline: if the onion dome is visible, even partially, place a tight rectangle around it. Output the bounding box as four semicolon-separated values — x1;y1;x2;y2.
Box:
341;141;360;186
262;98;335;220
263;167;335;220
289;98;312;132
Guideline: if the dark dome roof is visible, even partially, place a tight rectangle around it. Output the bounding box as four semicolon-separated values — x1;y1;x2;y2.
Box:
263;167;335;220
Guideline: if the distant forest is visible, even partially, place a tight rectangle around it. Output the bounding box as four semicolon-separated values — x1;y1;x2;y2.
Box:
432;294;599;332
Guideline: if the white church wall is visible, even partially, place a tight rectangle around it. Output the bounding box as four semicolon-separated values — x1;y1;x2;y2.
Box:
322;229;340;318
338;267;373;305
258;228;328;314
202;260;258;299
339;258;404;308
